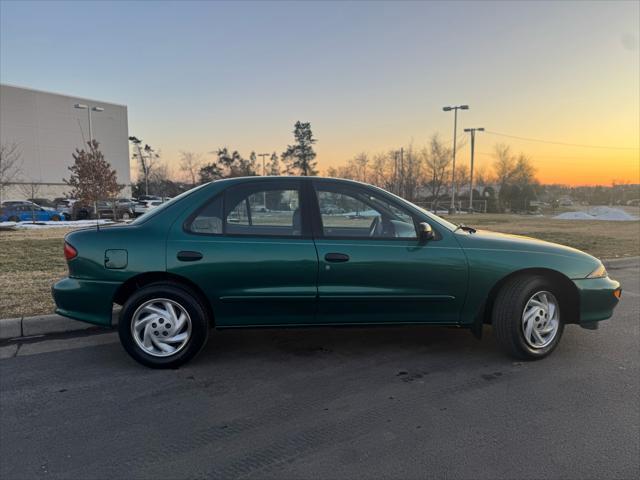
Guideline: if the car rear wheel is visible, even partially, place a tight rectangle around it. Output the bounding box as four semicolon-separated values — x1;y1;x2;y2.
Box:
492;275;564;360
8;216;19;222
118;283;210;368
51;214;61;221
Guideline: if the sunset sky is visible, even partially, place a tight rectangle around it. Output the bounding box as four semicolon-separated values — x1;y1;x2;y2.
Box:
1;0;638;186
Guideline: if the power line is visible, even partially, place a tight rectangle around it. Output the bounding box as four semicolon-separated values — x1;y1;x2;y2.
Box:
484;130;639;151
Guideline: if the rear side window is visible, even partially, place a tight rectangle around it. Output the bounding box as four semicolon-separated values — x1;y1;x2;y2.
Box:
188;195;223;234
224;187;301;236
186;182;303;237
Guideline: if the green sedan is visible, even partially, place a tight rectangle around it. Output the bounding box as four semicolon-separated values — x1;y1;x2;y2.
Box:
52;177;621;368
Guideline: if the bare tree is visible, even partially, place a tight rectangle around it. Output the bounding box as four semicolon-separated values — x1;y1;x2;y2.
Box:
351;153;369;183
179;151;202;186
18;182;43;223
454;164;470;197
492;144;538;211
0;142;22;202
399;145;425;202
129;136;159;196
424;135;452;208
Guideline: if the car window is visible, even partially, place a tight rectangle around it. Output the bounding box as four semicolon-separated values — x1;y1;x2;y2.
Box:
130;183;208;225
316;185;416;239
187;184;302;237
188;195;223;234
225;186;301;236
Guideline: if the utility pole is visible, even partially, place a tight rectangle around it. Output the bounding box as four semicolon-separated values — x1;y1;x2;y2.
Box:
464;127;484;213
257;153;270;208
257;153;270;176
442;104;469;214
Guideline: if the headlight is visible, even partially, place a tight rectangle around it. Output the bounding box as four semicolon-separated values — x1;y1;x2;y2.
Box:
586;263;607;278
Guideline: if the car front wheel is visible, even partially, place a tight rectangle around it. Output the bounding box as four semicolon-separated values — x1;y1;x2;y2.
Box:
492;275;564;360
118;283;210;368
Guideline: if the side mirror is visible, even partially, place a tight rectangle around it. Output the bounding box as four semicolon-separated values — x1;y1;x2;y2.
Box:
418;222;435;242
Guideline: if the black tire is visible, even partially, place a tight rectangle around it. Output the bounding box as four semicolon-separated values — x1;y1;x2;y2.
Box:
8;216;19;222
51;214;61;221
492;275;564;360
118;282;210;368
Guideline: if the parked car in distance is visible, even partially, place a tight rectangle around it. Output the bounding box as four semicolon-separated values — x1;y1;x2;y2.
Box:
115;198;137;210
96;201;134;220
1;204;65;222
134;199;164;216
55;198;79;219
27;198;57;209
53;177;622;369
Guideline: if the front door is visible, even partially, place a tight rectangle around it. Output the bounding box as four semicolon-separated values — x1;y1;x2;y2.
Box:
167;179;319;326
312;180;467;325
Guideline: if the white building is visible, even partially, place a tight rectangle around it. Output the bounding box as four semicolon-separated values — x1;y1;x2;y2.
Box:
0;84;130;202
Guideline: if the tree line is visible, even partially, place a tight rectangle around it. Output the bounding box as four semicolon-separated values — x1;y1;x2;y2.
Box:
17;117;629;213
327;134;540;213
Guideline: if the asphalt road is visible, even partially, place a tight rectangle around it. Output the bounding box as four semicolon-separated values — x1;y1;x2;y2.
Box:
1;260;638;480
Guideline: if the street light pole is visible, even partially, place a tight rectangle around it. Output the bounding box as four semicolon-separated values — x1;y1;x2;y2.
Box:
464;127;484;213
442;104;469;214
74;103;104;143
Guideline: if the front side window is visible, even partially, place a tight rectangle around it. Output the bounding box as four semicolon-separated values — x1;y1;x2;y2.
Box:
316;185;417;239
187;183;302;237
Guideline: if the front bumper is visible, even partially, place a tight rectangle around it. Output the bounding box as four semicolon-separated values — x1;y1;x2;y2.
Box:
572;276;621;324
52;277;120;327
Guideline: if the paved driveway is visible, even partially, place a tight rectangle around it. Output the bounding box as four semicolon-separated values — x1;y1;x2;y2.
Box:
1;260;638;479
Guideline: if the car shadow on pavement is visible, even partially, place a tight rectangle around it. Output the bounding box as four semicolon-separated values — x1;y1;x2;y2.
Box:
200;324;500;363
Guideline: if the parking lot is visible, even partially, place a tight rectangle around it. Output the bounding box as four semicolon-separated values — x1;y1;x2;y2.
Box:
1;258;638;479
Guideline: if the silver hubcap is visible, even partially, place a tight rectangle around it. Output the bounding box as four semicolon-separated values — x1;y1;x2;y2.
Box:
131;298;192;357
522;291;560;349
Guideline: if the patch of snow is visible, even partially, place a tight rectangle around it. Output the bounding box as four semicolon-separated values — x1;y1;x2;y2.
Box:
553;207;637;221
0;219;115;230
342;209;380;217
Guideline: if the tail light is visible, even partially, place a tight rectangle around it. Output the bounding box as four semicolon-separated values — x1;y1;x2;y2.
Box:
64;242;77;261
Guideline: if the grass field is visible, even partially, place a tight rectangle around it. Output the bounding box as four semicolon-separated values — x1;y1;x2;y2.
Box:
1;215;638;319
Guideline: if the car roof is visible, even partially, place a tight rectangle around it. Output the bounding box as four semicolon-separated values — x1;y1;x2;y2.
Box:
210;176;372;189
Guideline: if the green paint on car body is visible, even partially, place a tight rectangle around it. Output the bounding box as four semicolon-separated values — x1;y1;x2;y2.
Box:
52;177;620;333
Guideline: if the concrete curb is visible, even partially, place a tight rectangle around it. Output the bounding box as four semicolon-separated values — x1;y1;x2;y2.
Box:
0;312;118;341
603;256;640;268
0;257;637;341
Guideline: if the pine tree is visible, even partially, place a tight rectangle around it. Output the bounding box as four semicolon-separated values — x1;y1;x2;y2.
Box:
199;162;223;183
268;152;280;176
281;121;317;176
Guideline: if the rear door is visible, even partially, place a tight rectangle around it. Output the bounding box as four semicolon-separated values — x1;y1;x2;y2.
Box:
167;179;319;326
311;179;467;325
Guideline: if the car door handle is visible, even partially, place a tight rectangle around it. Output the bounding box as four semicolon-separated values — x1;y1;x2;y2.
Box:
177;251;203;262
325;252;350;263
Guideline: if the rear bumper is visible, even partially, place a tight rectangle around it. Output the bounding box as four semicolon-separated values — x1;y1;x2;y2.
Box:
52;277;120;327
572;276;621;324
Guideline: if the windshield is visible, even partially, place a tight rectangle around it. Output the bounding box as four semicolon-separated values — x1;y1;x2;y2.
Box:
370;184;458;232
130;183;209;225
413;206;459;232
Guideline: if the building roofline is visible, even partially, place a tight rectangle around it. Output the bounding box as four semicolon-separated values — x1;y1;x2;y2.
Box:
0;83;127;108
